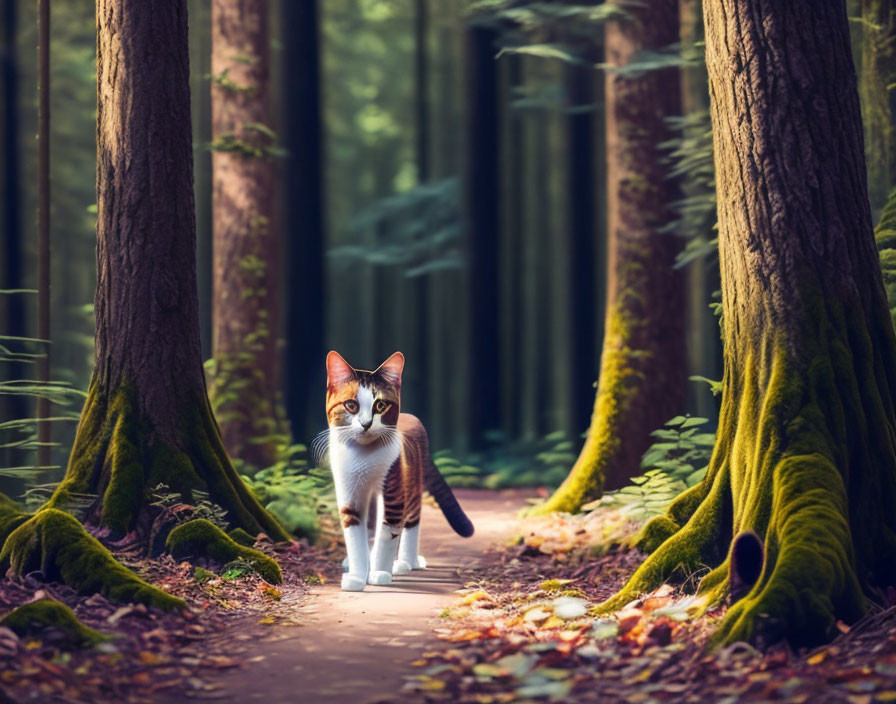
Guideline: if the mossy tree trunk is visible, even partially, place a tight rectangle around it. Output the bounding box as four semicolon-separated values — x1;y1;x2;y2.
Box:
602;0;896;648
536;0;686;512
49;0;288;542
210;0;284;469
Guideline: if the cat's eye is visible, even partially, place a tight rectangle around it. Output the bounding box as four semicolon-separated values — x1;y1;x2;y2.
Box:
343;399;359;413
374;399;389;414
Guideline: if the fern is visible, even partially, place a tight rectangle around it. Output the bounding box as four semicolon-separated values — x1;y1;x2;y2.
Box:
589;415;715;520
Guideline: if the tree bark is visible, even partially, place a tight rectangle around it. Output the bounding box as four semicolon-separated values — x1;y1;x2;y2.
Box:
465;24;501;449
2;0;26;427
602;0;896;648
282;0;325;447
210;0;284;469
412;0;431;427
37;0;51;470
50;0;287;542
536;0;686;512
566;53;601;438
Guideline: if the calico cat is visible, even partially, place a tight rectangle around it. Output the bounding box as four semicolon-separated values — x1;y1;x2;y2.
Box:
322;350;474;592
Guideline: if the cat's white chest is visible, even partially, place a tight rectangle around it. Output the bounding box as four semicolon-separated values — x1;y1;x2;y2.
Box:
329;430;400;500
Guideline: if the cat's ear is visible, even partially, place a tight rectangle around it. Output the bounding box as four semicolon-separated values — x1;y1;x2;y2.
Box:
326;351;355;390
375;351;404;386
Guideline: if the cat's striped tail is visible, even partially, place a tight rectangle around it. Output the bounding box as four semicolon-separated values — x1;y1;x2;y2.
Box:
424;461;474;537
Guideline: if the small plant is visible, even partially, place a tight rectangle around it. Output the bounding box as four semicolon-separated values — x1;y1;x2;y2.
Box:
220;557;255;581
435;430;581;490
591;415;715;520
193;567;215;584
148;483;229;530
1;290;87;505
238;443;334;540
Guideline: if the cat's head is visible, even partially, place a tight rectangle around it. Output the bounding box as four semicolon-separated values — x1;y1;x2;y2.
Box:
325;350;403;445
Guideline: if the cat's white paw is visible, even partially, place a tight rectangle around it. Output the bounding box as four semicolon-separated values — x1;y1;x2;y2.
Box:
412;555;427;569
341;574;366;591
368;570;393;585
392;559;413;575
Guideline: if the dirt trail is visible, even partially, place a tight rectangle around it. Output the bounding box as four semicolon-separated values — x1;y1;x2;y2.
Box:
213;489;530;703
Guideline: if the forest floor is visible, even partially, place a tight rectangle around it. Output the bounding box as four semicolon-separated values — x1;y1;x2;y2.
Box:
3;490;896;703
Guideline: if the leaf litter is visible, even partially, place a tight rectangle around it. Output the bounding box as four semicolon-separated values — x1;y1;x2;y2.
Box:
398;508;896;703
0;528;341;703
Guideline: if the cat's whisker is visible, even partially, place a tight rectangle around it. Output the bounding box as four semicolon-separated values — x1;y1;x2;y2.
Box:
310;428;332;467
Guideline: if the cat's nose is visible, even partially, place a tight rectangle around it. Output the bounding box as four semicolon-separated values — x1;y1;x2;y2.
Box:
360;419;373;431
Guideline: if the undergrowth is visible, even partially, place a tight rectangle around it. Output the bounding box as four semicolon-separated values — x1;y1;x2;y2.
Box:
237;443;335;541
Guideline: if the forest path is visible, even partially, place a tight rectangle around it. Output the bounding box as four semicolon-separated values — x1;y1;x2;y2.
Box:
211;489;530;704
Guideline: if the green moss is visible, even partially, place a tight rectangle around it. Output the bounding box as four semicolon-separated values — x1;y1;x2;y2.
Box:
166;518;282;584
47;380;109;512
1;599;108;647
48;378;290;543
193;566;216;583
227;527;256;547
634;515;679;553
101;395;144;536
0;493;28;545
147;445;204;499
0;509;184;611
187;398;290;542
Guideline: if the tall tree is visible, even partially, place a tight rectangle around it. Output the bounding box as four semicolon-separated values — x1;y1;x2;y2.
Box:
49;0;287;542
465;24;501;449
859;0;896;213
536;0;686;512
602;0;896;648
36;0;50;470
282;0;325;446
566;51;602;437
209;0;283;468
2;0;26;426
412;0;431;426
679;0;721;420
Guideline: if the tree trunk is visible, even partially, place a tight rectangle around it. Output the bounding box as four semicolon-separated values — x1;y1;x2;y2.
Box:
189;0;213;360
210;0;284;469
465;24;501;450
2;0;26;428
37;0;51;471
859;0;896;214
536;1;686;512
282;0;325;447
679;0;721;421
412;0;431;428
566;54;600;437
50;0;288;542
602;0;896;649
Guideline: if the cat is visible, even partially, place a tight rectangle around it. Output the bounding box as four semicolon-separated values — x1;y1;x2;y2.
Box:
321;350;474;592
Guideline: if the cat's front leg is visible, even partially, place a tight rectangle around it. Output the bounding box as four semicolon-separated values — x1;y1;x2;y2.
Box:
369;495;401;585
339;504;369;591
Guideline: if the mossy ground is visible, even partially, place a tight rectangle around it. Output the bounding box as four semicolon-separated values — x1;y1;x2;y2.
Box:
48;379;289;542
0;508;184;611
166;518;282;584
1;600;108;647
